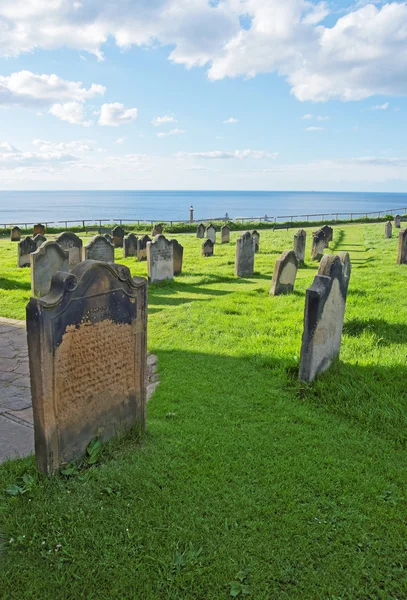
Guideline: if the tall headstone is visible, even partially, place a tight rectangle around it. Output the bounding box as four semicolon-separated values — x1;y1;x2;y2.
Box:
206;224;216;244
83;235;114;262
30;241;69;298
311;230;326;261
137;235;151;262
385;221;392;238
293;229;306;265
196;223;205;238
397;229;407;264
235;231;254;277
18;236;37;268
270;250;299;296
394;215;401;228
10;226;21;242
299;256;348;382
112;226;125;248
171;239;184;275
251;230;260;253
152;223;163;236
123;233;138;258
56;232;83;270
321;225;333;246
26;261;147;474
202;239;214;257
147;235;174;283
221;225;230;244
33;223;45;236
33;234;47;250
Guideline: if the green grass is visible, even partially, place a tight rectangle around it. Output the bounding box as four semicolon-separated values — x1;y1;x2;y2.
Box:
1;224;407;599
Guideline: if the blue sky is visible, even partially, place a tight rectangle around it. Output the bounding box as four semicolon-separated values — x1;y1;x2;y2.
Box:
0;0;407;191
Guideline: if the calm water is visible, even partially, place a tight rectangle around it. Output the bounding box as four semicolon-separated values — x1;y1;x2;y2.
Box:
0;190;406;225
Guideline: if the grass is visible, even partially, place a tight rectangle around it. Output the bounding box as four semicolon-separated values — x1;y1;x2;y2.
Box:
1;223;407;598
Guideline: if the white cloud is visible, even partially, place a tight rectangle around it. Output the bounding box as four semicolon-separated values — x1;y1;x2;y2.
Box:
99;103;138;126
0;140;79;170
157;128;186;138
32;139;95;153
115;136;126;144
373;102;389;110
176;149;278;159
152;115;177;126
49;102;92;126
302;114;313;120
316;116;329;121
304;126;324;132
223;117;238;123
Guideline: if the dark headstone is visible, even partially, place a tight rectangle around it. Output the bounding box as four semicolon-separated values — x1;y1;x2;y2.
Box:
321;225;333;245
270;250;299;296
33;224;45;236
147;235;174;283
311;229;326;261
397;229;407;264
394;215;401;228
251;230;260;253
56;232;83;270
137;235;151;262
293;229;306;265
202;239;214;257
123;233;138;258
385;221;392;238
235;231;254;277
152;223;163;236
196;223;205;238
112;226;125;248
10;226;21;242
171;239;184;275
18;236;37;268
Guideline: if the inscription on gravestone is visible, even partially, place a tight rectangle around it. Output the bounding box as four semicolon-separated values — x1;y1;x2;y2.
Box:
30;241;69;297
56;232;83;270
137;235;151;262
147;235;174;283
123;233;138;258
235;231;254;277
83;235;114;262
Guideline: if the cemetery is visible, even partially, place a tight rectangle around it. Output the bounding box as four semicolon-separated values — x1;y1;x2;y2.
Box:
0;221;407;598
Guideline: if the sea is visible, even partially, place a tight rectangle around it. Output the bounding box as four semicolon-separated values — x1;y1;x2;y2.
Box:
0;190;406;225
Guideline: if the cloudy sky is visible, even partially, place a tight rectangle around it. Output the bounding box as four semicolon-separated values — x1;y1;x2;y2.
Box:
0;0;407;191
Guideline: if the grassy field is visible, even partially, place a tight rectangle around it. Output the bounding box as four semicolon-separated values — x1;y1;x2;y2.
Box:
1;224;407;599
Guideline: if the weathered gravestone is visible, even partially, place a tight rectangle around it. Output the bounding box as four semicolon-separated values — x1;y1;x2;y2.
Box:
112;226;125;248
104;233;113;244
171;239;184;275
235;231;255;277
123;233;138;258
206;224;216;244
293;229;306;265
10;226;21;242
311;229;326;261
56;232;83;270
385;221;392;238
147;235;174;283
299;255;348;382
152;223;163;236
270;250;299;296
33;223;45;236
394;215;401;228
397;229;407;264
30;241;69;298
83;235;114;262
137;235;151;261
337;251;352;293
26;261;147;474
33;234;47;249
18;236;37;267
251;230;260;253
202;239;214;257
318;253;352;294
196;223;205;238
221;225;230;244
321;225;333;246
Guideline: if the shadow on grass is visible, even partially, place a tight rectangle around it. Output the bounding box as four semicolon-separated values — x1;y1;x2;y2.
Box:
0;277;31;291
343;318;407;344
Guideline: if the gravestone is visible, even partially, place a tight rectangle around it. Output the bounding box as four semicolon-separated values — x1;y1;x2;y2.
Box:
270;250;299;296
10;226;21;242
18;236;37;268
196;223;205;238
321;225;333;246
251;230;260;253
385;221;392;238
206;224;216;244
299;255;348;382
104;233;113;244
202;239;214;257
152;223;163;236
337;251;352;293
83;235;114;262
33;234;47;250
33;223;45;236
30;241;69;298
137;235;151;261
171;239;184;275
123;233;138;258
56;232;83;270
221;225;230;244
147;235;174;283
293;229;306;265
311;229;326;261
112;226;125;248
394;215;401;228
235;231;255;277
397;229;407;264
26;261;147;474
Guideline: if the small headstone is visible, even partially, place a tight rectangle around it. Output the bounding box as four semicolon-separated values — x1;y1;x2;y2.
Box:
221;225;230;244
137;235;151;261
147;235;174;283
83;235;114;262
33;234;47;249
202;239;214;257
394;215;401;228
311;229;326;261
293;229;306;265
321;225;333;246
56;232;83;270
251;230;260;253
123;233;138;258
196;223;205;238
112;226;125;248
299;255;348;382
206;224;216;244
385;221;392;238
235;231;254;277
171;239;184;275
270;250;299;296
26;261;148;474
10;226;21;242
33;223;45;236
397;229;407;264
30;241;69;297
152;223;163;236
18;236;37;268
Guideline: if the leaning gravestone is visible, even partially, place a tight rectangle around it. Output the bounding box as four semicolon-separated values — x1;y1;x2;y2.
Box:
147;235;174;283
206;224;216;244
385;221;392;238
83;235;114;262
321;225;333;246
18;236;37;267
293;229;306;265
26;261;148;474
270;250;299;296
202;239;214;257
397;229;407;264
394;215;401;228
33;234;47;250
30;241;69;297
311;229;326;261
299;255;348;382
137;235;151;261
152;223;163;236
56;232;83;270
33;223;45;236
196;223;205;238
112;226;125;249
171;239;184;275
235;231;255;277
251;230;260;253
221;225;230;244
123;233;138;258
10;226;21;242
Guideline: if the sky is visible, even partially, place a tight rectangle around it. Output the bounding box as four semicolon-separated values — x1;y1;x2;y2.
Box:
0;0;407;191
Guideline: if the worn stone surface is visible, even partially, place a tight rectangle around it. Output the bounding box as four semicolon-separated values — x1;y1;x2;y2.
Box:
123;233;138;258
10;226;21;241
202;239;214;256
152;223;163;236
397;228;407;264
311;229;326;261
104;234;113;244
171;239;184;275
221;225;230;244
30;241;69;297
321;225;333;245
293;229;306;264
137;235;151;262
112;226;125;248
251;230;260;253
270;250;299;296
206;224;216;244
33;224;45;236
83;235;115;262
235;231;255;277
394;215;401;228
299;255;347;382
196;223;205;238
18;236;37;268
56;232;83;270
337;251;352;293
385;221;392;238
147;235;174;283
33;234;47;250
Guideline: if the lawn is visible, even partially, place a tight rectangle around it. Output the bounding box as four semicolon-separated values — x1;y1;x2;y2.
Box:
1;223;407;599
